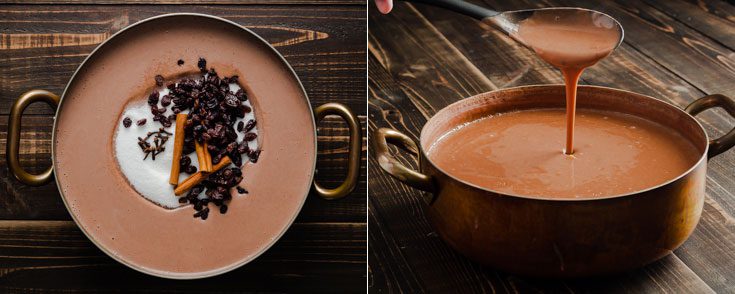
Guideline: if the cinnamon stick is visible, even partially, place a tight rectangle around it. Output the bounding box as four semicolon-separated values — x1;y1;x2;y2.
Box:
195;140;213;172
168;114;188;185
174;156;232;196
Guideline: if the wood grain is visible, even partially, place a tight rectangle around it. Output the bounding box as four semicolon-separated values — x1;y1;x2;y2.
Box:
680;0;735;23
641;0;735;50
369;0;735;292
0;5;366;115
0;221;366;293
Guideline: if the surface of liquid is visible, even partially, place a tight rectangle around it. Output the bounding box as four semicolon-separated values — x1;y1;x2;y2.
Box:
512;9;621;154
54;16;316;276
427;109;699;198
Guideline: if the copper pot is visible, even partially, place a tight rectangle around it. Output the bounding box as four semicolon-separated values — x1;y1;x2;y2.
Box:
374;85;735;277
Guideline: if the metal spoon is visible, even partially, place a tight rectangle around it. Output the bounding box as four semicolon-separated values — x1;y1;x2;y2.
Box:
405;0;624;50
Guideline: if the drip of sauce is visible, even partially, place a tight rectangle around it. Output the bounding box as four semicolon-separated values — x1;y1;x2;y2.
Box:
427;109;699;198
511;9;621;154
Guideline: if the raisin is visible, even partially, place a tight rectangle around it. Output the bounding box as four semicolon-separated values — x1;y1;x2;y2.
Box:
219;205;228;214
236;187;247;194
197;57;207;72
185;165;197;174
244;119;256;132
226;142;238;153
155;75;164;87
180;155;191;167
249;149;260;163
160;117;172;128
160;95;172;107
224;94;240;108
244;133;257;141
235;89;247;101
190;185;204;196
136;118;147;126
237;121;244;132
238;141;250;154
148;91;159;105
123;117;132;128
230;153;242;167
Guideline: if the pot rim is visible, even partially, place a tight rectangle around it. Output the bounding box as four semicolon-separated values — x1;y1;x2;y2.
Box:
419;84;709;202
50;13;317;279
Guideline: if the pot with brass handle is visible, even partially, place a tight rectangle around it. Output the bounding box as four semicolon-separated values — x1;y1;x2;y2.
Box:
375;85;734;277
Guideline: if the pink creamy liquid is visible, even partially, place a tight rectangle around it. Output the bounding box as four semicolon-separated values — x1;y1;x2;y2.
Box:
510;9;621;154
427;109;699;198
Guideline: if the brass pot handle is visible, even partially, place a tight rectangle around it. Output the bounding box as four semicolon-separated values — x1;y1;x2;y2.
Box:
686;94;735;159
313;103;362;200
7;90;60;186
374;128;434;192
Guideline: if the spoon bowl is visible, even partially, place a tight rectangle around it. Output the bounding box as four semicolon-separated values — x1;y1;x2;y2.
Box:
405;0;624;51
490;7;624;51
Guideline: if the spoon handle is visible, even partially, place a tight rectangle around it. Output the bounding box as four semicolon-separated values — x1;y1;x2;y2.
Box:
403;0;499;20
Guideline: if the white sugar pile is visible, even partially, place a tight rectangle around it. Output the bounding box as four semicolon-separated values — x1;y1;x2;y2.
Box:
114;82;259;209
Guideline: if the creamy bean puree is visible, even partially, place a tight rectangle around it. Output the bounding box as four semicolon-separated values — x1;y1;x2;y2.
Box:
427;109;699;198
511;9;621;154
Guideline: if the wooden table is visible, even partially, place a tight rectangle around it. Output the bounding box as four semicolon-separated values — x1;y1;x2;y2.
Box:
0;1;366;292
369;0;735;292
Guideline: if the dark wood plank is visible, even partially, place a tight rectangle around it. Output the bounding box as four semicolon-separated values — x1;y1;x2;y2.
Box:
679;0;735;23
0;115;367;221
0;5;366;115
1;0;364;3
369;5;720;292
0;220;366;293
641;0;735;50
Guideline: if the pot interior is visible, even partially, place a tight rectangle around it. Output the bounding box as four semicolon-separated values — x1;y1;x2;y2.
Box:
420;85;707;196
53;14;316;278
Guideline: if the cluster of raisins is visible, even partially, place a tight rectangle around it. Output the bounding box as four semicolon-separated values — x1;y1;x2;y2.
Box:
150;58;259;219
